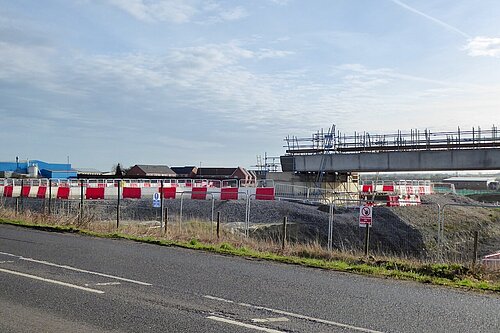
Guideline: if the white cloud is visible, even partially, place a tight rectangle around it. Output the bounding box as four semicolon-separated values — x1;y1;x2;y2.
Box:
256;48;294;59
0;42;54;79
218;6;248;22
464;36;500;58
107;0;248;24
390;1;500;59
267;0;290;5
107;0;196;23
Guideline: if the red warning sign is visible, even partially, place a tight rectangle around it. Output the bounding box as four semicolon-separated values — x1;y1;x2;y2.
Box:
359;205;373;227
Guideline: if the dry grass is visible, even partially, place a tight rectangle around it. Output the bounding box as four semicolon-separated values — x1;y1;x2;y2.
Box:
1;206;499;289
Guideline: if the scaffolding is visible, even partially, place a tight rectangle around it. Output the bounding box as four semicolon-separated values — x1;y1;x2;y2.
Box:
284;125;500;155
254;152;281;173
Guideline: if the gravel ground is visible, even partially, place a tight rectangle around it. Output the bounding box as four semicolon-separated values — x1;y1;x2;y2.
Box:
1;194;498;260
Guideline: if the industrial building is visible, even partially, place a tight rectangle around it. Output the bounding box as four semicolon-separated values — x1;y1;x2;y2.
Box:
0;159;76;179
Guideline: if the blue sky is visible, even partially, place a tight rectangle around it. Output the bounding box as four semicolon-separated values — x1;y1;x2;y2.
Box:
1;0;499;171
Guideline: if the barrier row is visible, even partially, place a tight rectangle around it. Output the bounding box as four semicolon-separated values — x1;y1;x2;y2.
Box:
0;185;275;201
361;184;432;195
386;194;422;206
0;178;274;189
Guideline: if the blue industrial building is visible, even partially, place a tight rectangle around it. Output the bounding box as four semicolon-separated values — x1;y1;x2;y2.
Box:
0;159;77;179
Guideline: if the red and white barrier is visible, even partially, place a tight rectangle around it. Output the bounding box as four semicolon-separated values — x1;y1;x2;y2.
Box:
0;178;275;203
398;194;421;206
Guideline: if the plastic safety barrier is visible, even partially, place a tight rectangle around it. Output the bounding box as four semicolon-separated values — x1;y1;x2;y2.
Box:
86;187;105;200
362;184;373;193
256;187;275;200
386;195;400;207
3;186;13;197
382;185;395;192
220;187;238;200
161;187;177;199
123;187;141;199
191;187;207;200
37;187;47;199
56;187;70;199
21;186;31;197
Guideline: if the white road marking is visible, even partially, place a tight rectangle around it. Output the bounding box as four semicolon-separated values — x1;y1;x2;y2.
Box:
204;295;384;333
252;317;289;323
0;268;104;294
0;251;152;286
95;282;121;286
0;260;14;264
207;316;286;333
85;282;121;287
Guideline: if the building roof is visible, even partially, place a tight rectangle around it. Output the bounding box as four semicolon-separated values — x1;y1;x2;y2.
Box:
132;164;176;176
171;166;197;175
197;167;238;176
74;168;103;175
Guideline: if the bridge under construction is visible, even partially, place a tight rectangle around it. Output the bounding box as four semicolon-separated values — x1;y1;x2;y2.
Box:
281;125;500;174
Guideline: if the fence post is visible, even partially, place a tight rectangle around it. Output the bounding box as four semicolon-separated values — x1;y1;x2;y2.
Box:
211;196;215;237
20;179;24;212
364;225;370;257
116;179;121;228
328;203;334;251
472;230;479;268
179;194;184;234
245;196;251;238
160;180;164;229
164;206;168;235
217;211;221;239
48;179;52;215
80;179;84;225
282;216;287;250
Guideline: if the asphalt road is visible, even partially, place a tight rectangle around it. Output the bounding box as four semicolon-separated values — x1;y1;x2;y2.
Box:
0;224;499;333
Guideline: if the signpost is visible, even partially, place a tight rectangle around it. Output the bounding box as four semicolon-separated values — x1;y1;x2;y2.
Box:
153;192;161;208
359;205;373;227
359;204;373;256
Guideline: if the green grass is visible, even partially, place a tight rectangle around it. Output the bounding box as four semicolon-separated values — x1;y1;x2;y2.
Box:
1;218;499;293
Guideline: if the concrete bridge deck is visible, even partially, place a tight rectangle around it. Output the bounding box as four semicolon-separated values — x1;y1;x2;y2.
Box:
281;148;500;173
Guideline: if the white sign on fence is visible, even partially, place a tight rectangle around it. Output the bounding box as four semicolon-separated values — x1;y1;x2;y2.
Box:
359;205;373;227
153;192;161;208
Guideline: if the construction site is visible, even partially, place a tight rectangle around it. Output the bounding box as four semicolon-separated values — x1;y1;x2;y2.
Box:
1;125;500;267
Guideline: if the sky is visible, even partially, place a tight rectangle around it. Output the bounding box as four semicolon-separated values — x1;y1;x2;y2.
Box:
1;0;500;171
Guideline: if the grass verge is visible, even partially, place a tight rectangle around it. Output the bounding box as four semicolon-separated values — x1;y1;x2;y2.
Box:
1;217;499;293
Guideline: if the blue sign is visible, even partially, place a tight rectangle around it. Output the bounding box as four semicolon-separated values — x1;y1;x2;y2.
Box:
153;192;161;208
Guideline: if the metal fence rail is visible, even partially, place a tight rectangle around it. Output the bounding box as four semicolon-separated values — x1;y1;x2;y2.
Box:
1;193;499;266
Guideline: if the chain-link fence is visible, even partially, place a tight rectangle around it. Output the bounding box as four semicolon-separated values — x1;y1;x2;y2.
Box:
1;193;499;266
